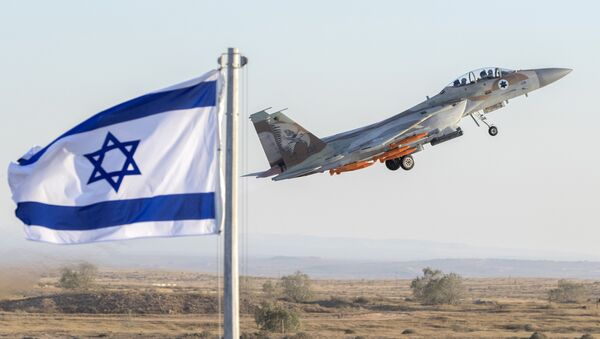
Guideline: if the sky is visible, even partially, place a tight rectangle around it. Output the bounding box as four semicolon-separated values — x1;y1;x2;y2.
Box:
1;1;599;263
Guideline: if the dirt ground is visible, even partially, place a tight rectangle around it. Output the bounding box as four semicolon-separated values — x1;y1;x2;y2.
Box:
1;269;600;338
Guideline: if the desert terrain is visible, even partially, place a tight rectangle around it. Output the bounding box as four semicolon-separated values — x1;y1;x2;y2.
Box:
1;268;600;338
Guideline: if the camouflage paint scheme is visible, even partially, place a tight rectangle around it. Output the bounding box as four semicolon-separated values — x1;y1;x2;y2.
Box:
249;67;571;181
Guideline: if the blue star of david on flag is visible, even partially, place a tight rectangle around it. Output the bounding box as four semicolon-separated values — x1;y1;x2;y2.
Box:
9;69;220;244
84;132;141;192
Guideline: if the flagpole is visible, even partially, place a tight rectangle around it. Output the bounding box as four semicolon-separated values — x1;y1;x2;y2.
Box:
220;47;247;339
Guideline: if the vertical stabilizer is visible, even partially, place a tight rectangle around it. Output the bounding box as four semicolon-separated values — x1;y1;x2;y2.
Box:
250;109;326;171
250;110;286;170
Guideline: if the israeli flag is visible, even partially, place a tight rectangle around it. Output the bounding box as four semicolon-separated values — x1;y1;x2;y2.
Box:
8;70;223;244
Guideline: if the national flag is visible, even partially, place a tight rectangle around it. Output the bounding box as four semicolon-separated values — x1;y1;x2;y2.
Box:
8;70;223;244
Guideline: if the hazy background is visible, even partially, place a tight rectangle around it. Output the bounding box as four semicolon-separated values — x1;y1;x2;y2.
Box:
1;1;598;275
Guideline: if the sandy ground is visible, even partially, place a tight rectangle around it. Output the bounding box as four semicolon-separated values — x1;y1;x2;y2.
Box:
1;269;600;338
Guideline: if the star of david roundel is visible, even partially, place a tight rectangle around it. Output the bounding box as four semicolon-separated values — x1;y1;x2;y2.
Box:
84;132;141;192
498;79;509;90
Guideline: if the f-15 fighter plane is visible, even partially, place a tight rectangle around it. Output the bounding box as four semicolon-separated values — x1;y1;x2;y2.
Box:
249;67;571;181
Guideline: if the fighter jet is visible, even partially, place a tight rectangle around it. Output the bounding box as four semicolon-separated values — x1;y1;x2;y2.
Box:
249;67;571;181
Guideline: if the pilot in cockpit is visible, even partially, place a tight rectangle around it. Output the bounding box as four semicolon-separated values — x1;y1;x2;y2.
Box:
461;78;467;85
487;69;494;78
479;70;487;80
453;79;460;87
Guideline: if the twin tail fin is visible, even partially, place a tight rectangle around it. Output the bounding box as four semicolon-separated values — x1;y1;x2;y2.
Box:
249;109;326;173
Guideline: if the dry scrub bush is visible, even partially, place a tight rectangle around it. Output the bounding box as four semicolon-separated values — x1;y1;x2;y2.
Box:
59;262;98;290
40;298;57;313
279;271;313;303
548;280;587;303
262;280;277;299
530;332;548;339
410;267;465;305
254;301;300;333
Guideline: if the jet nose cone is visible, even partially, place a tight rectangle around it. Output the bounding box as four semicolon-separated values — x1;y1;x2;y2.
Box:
535;68;572;87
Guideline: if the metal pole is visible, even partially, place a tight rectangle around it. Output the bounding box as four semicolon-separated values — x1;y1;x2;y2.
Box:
220;47;246;339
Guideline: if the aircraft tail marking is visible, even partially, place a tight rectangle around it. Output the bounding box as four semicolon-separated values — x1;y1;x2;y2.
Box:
250;109;326;170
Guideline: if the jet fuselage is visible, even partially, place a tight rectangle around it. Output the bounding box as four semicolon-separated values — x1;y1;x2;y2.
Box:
249;67;571;180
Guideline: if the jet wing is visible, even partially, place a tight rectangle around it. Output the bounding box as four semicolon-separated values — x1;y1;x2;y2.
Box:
348;114;431;153
351;101;467;153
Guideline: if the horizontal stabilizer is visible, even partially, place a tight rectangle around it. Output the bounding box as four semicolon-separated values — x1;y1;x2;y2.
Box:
242;166;282;178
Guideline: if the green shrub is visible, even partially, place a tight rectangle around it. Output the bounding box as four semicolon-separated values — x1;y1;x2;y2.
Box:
410;267;465;305
254;301;300;333
279;271;313;303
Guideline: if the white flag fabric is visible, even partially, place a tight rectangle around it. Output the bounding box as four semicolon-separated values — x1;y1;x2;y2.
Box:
8;70;223;244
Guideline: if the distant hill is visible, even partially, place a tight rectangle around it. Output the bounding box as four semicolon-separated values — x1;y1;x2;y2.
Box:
236;256;600;279
3;233;600;279
245;234;600;262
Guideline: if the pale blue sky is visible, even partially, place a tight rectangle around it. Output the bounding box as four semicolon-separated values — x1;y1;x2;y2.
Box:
1;1;599;261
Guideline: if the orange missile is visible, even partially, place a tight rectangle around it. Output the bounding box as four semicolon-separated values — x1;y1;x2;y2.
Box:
373;146;409;162
389;132;428;149
329;160;375;175
378;147;416;163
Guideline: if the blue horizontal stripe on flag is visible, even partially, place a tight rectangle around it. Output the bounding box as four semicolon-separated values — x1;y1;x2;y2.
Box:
15;193;215;231
18;80;217;166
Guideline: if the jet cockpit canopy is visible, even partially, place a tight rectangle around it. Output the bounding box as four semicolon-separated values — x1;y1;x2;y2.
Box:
446;67;514;88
